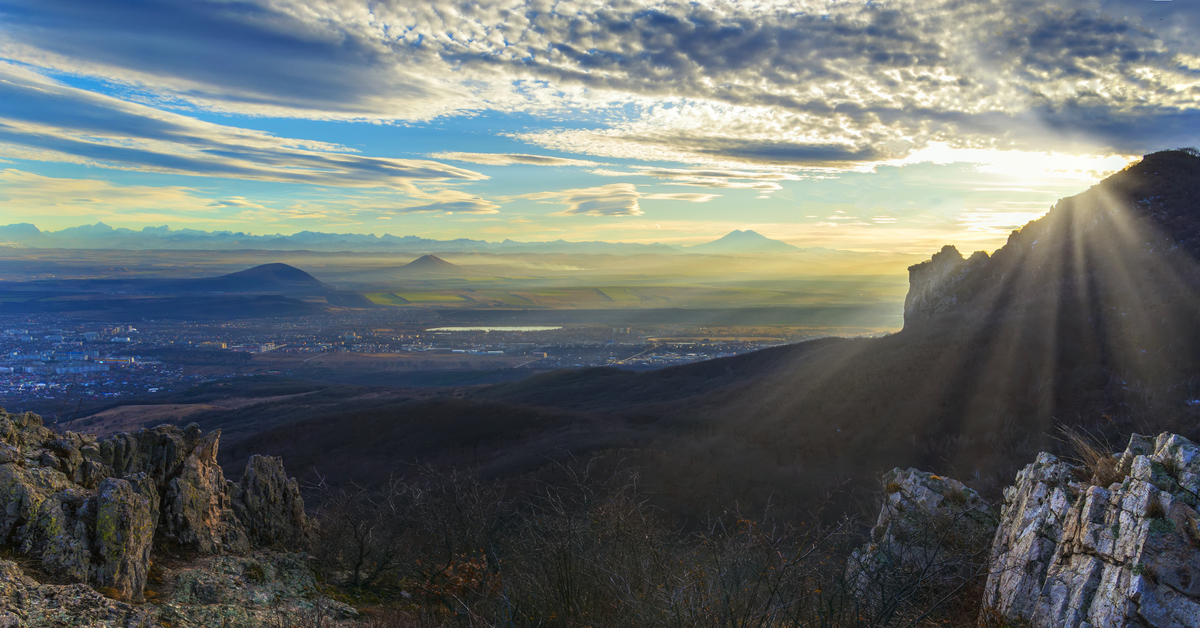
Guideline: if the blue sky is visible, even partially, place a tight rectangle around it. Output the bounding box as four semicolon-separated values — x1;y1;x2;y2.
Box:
0;0;1197;252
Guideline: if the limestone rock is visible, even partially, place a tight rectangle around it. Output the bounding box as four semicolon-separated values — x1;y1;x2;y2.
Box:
161;430;249;554
903;245;989;327
232;455;307;547
95;476;158;601
0;409;305;602
980;451;1080;620
983;432;1200;627
848;468;996;602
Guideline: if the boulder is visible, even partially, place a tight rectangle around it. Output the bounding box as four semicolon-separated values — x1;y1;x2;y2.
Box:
983;433;1200;627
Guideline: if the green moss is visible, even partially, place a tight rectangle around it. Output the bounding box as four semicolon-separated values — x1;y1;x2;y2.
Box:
1149;518;1176;535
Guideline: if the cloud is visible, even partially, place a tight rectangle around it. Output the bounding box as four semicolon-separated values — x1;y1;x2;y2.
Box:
376;189;502;215
520;183;716;216
0;0;1198;168
522;184;644;217
0;0;475;120
393;199;501;214
207;198;264;209
426;152;603;167
643;193;719;202
0;168;244;227
0;63;486;188
595;166;801;191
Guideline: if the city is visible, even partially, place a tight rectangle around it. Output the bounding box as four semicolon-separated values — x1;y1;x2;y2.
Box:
0;312;857;417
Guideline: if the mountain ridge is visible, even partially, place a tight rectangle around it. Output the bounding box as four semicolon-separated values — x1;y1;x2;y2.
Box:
0;223;683;255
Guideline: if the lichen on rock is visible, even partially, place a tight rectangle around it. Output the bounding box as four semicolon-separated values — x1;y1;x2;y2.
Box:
847;467;997;605
983;432;1200;627
0;409;309;604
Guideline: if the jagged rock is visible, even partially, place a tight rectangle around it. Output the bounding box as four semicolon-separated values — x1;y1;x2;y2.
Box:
903;245;989;326
0;410;306;602
100;422;206;486
162;430;249;554
0;461;92;581
95;476;157;601
983;432;1200;627
848;468;996;601
980;451;1080;621
231;455;307;547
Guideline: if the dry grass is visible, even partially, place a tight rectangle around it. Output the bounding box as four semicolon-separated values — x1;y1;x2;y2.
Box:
1059;426;1125;488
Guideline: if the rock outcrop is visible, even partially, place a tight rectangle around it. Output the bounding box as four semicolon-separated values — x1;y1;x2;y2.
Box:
983;433;1200;627
0;410;306;601
848;468;997;602
902;245;989;327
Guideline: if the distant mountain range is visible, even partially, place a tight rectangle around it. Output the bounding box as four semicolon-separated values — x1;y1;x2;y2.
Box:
0;223;807;255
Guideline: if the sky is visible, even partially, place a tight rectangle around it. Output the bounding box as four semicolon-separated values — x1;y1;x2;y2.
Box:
0;0;1197;253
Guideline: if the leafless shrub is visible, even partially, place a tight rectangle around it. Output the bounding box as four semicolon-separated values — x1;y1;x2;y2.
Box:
307;462;992;628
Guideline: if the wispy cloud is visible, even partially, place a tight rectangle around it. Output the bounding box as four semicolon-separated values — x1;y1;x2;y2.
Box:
594;166;800;192
393;199;501;215
520;183;717;216
0;63;486;188
207;198;265;209
522;184;645;217
427;152;603;167
643;193;719;202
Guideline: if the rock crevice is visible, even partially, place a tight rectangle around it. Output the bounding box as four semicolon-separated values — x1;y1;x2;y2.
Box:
983;433;1200;627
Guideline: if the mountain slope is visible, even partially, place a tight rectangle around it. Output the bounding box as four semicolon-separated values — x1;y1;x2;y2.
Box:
396;254;470;276
196;151;1200;519
143;262;329;295
689;229;798;253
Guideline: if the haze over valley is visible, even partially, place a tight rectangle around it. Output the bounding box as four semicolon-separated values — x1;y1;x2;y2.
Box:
2;0;1200;625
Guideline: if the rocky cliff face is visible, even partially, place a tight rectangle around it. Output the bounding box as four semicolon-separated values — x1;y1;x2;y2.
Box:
853;432;1200;626
902;245;989;327
901;150;1200;329
983;433;1200;627
0;410;306;601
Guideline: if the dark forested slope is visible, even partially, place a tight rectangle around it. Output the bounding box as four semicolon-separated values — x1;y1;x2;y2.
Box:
224;150;1200;519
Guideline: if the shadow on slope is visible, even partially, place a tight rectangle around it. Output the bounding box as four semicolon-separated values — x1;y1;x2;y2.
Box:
197;151;1200;522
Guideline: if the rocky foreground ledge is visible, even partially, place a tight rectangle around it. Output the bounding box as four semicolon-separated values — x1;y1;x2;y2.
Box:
861;432;1200;627
0;409;351;627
